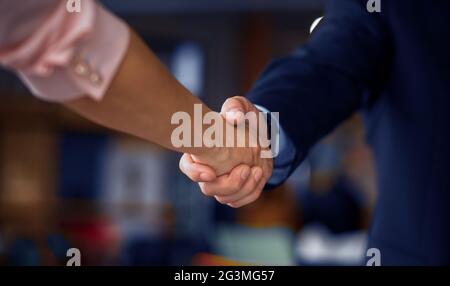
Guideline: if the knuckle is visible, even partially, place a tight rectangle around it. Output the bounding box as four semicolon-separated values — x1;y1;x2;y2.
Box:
228;96;246;108
231;95;245;102
222;98;237;109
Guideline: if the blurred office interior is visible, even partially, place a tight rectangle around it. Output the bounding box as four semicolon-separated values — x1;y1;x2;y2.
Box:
0;0;376;266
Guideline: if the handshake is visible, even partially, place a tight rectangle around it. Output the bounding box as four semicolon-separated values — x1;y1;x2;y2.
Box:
178;96;274;208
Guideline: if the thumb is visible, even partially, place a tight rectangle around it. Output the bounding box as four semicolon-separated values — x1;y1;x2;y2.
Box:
220;97;247;125
179;153;217;182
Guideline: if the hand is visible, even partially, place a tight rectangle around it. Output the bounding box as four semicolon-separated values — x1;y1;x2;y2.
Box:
179;96;273;208
189;119;261;177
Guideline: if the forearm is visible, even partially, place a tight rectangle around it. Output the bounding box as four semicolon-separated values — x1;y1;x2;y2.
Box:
0;0;255;175
65;29;215;156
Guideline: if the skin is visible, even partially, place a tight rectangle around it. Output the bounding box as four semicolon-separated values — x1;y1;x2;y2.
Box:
64;28;265;178
179;96;274;208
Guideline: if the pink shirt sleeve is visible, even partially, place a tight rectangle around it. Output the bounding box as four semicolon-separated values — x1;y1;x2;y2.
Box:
0;0;130;102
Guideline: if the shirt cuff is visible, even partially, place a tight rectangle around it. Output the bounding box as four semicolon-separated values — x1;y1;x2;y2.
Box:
255;105;296;186
14;2;129;102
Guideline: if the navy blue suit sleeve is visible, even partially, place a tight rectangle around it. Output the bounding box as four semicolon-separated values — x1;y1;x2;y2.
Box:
247;0;390;188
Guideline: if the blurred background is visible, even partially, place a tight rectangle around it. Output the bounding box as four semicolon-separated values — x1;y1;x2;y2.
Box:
0;0;377;266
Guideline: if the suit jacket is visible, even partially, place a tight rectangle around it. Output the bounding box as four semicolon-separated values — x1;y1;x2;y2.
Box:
247;0;450;265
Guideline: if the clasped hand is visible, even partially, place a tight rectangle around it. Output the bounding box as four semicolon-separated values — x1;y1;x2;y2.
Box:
179;96;273;208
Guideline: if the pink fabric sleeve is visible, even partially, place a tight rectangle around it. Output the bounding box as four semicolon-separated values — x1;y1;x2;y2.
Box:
0;0;130;102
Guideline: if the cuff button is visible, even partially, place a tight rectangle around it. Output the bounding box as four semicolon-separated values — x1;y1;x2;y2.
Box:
73;60;90;77
89;71;103;86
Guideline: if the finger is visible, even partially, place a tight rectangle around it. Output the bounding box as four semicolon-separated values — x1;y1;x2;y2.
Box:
221;96;247;113
221;97;249;125
215;167;262;204
198;164;251;197
179;153;217;182
228;177;266;208
261;160;273;181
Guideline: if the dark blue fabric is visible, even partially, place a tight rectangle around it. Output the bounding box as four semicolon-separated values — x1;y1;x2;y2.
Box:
58;133;108;199
247;0;450;265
